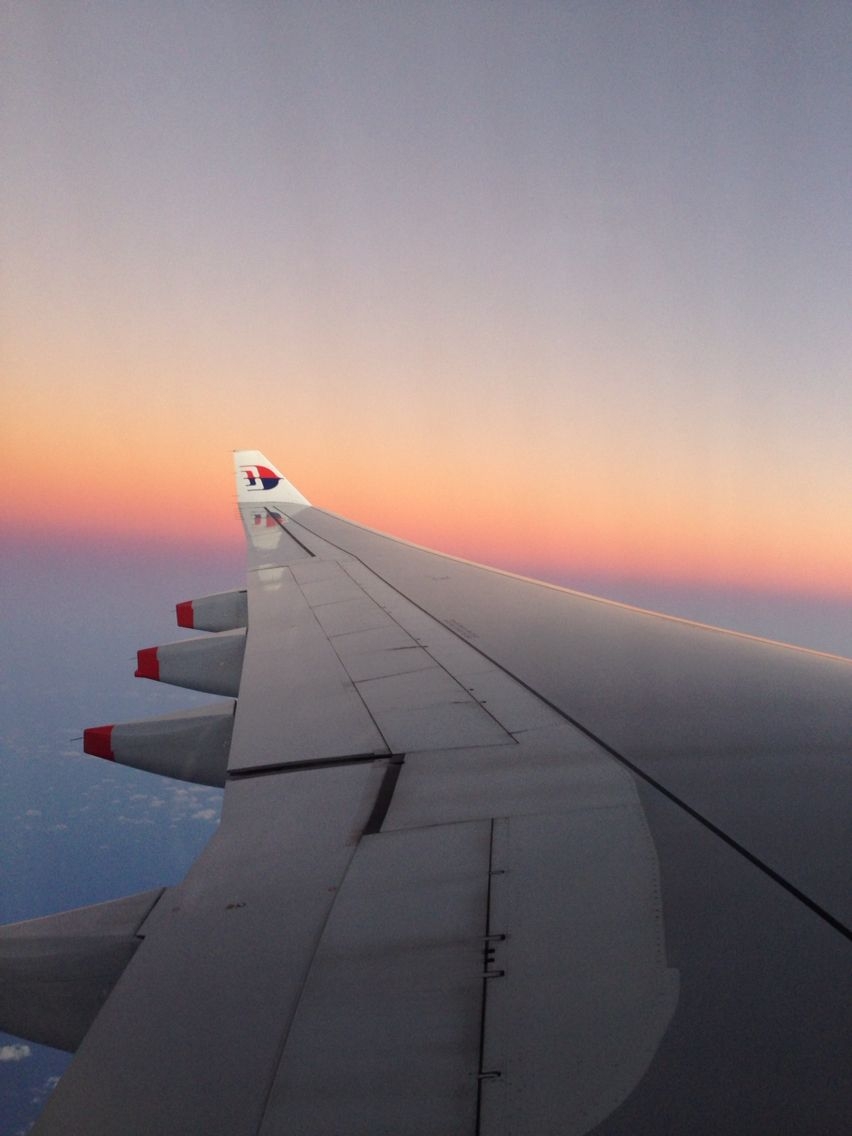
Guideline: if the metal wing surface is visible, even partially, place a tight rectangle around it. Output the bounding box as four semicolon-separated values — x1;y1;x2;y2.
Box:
2;450;850;1134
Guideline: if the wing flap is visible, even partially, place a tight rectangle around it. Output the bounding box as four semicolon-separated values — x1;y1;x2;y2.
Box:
258;822;491;1135
480;813;679;1135
31;764;387;1135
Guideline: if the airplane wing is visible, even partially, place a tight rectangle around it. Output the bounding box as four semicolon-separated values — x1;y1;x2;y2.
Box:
2;449;850;1134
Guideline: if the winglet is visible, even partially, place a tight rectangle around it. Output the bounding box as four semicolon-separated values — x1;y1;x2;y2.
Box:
233;450;310;506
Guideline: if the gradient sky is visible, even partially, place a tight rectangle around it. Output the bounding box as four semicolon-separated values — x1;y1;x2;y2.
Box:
2;3;852;1130
4;1;852;598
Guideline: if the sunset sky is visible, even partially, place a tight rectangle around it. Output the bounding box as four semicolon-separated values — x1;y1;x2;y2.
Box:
4;1;851;599
2;3;851;1129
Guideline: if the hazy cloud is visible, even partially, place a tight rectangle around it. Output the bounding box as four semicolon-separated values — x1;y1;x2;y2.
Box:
0;1043;32;1062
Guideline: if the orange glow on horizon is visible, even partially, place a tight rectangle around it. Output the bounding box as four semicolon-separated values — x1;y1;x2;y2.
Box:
3;378;850;602
6;470;848;601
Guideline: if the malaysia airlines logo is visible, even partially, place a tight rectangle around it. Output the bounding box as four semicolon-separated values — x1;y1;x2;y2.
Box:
240;465;282;492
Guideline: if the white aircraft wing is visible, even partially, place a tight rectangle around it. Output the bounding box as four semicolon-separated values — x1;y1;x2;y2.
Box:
2;449;850;1134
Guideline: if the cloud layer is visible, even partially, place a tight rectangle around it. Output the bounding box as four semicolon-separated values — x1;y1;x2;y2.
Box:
0;1043;32;1062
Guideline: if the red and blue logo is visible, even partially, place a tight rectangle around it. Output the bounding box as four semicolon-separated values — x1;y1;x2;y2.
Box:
251;510;284;528
241;465;281;491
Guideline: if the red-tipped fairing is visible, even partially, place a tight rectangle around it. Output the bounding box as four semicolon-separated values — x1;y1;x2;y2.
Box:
82;704;234;787
174;590;247;632
83;725;114;760
134;630;245;697
134;646;160;680
176;600;194;628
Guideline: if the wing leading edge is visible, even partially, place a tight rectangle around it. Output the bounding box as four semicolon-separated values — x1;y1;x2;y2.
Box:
1;449;849;1134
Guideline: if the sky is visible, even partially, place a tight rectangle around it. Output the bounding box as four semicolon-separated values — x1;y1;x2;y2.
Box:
2;2;851;1130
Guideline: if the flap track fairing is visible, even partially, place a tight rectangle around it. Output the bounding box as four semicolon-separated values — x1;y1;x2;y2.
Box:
83;703;234;787
135;628;246;697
